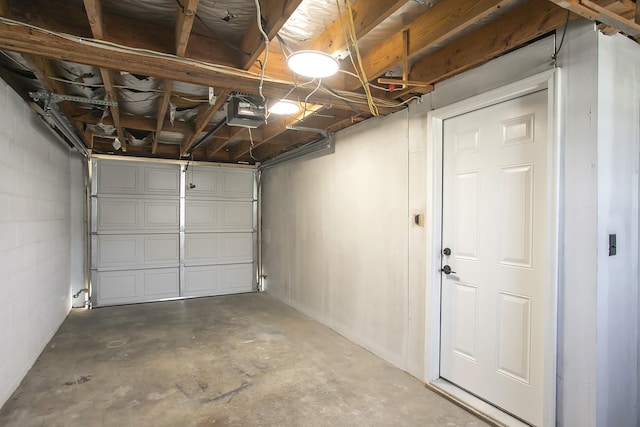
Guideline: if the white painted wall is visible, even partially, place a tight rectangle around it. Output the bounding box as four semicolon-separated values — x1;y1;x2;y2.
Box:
556;22;600;427
262;22;640;426
262;112;410;368
595;32;640;427
0;80;76;408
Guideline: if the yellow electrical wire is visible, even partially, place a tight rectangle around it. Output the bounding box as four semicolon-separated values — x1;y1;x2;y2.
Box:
339;0;379;116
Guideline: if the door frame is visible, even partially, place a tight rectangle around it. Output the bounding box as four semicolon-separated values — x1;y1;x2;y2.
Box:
424;70;561;426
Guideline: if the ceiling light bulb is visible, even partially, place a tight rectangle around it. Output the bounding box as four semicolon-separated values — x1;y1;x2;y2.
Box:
287;50;340;78
270;100;301;115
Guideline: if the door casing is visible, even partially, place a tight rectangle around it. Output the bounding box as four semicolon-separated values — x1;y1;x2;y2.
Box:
423;70;560;427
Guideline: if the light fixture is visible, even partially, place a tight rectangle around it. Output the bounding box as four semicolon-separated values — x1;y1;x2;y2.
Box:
270;99;301;115
287;50;340;78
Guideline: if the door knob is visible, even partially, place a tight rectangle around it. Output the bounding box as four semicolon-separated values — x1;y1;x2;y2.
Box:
440;265;456;275
442;247;452;256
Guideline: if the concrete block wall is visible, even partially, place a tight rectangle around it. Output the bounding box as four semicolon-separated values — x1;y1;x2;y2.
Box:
0;80;74;407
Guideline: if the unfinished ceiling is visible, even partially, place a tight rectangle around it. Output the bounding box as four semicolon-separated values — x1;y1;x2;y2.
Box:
0;0;637;164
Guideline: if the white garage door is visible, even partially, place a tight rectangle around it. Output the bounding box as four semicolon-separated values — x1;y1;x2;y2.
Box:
91;159;256;306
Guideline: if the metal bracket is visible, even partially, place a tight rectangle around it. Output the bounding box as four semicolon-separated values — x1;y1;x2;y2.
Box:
285;125;332;138
29;91;118;110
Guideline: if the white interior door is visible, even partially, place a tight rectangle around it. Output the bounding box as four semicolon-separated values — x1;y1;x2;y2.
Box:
440;90;548;426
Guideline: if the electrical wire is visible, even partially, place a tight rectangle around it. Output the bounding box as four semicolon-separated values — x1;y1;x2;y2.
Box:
254;0;269;103
552;10;571;63
248;127;257;161
302;79;322;119
336;0;379;116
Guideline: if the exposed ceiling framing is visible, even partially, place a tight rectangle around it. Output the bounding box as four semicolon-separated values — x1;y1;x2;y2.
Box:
0;0;636;164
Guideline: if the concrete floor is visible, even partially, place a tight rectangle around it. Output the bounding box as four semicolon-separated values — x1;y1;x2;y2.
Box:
0;293;487;427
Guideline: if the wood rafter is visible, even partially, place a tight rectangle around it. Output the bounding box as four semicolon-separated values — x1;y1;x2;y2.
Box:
345;0;516;91
6;0;244;69
180;90;229;157
175;0;199;57
0;19;387;113
240;0;303;69
153;80;173;154
395;0;571;99
309;0;408;56
83;0;127;152
153;0;199;154
547;0;640;37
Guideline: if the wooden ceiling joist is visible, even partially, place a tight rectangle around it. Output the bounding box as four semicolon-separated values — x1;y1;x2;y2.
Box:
83;0;127;152
396;0;571;99
345;0;516;91
548;0;640;37
6;0;243;69
180;90;229;157
240;0;303;69
309;0;408;56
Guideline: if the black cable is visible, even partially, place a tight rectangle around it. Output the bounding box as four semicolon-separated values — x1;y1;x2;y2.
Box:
552;10;571;62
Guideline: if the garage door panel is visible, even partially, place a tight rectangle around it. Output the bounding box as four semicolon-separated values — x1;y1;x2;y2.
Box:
94;268;180;306
98;163;138;194
144;235;179;263
185;167;254;199
185;201;253;231
221;170;253;198
143;201;179;228
144;166;180;194
96;235;179;269
220;264;254;292
184;264;253;297
96;235;139;267
97;199;138;230
144;269;179;298
92;159;255;306
184;233;253;266
221;203;252;228
97;161;179;196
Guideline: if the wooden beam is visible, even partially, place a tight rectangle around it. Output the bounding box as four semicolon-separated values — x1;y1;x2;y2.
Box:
180;90;228;157
0;20;385;113
309;0;408;55
99;69;127;152
406;0;570;95
175;0;199;57
580;0;640;36
153;0;198;154
152;80;173;154
85;129;94;149
82;0;104;39
8;0;244;69
345;0;515;90
240;0;303;69
82;0;126;152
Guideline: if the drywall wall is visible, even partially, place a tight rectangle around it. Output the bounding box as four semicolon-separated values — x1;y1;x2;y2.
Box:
556;21;599;427
0;80;74;408
595;32;640;427
261;111;410;369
